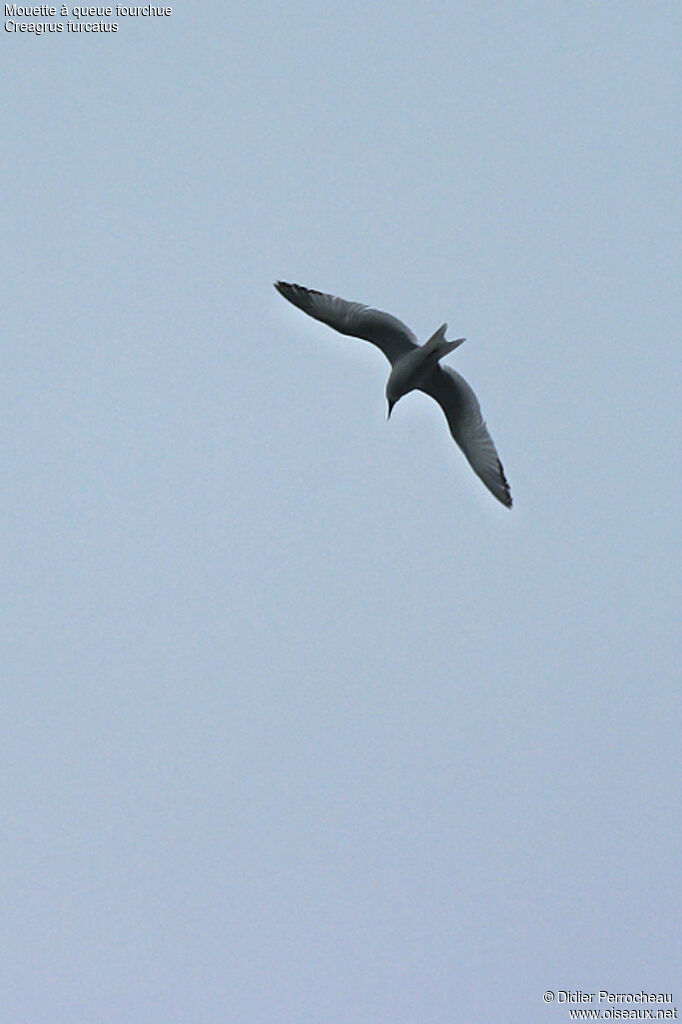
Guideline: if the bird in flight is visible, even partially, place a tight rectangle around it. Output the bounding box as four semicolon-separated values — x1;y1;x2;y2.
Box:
275;282;512;508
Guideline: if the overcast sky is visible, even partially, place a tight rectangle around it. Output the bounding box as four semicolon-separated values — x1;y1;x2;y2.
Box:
3;3;681;1022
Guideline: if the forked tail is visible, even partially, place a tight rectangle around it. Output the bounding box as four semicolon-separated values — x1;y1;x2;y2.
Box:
422;324;466;360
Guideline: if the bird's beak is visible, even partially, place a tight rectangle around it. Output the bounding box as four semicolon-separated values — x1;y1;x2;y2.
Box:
387;399;394;420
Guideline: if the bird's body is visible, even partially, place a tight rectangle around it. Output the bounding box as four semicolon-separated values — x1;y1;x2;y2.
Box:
386;324;465;412
275;281;512;508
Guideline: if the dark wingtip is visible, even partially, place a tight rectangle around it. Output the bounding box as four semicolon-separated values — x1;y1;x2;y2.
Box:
498;460;513;508
274;282;325;313
275;281;305;299
275;281;323;297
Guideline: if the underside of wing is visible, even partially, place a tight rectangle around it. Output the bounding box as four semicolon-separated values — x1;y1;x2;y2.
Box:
420;366;512;508
275;281;418;364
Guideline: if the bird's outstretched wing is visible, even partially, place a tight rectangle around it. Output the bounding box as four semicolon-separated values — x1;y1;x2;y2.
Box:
420;366;513;508
275;282;418;365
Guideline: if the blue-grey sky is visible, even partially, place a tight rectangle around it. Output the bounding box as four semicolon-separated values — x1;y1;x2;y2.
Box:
3;3;680;1022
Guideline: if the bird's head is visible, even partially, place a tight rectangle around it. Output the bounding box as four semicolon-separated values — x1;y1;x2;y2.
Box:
386;380;400;420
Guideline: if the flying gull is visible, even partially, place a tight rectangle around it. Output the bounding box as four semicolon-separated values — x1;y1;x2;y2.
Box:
275;282;512;508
